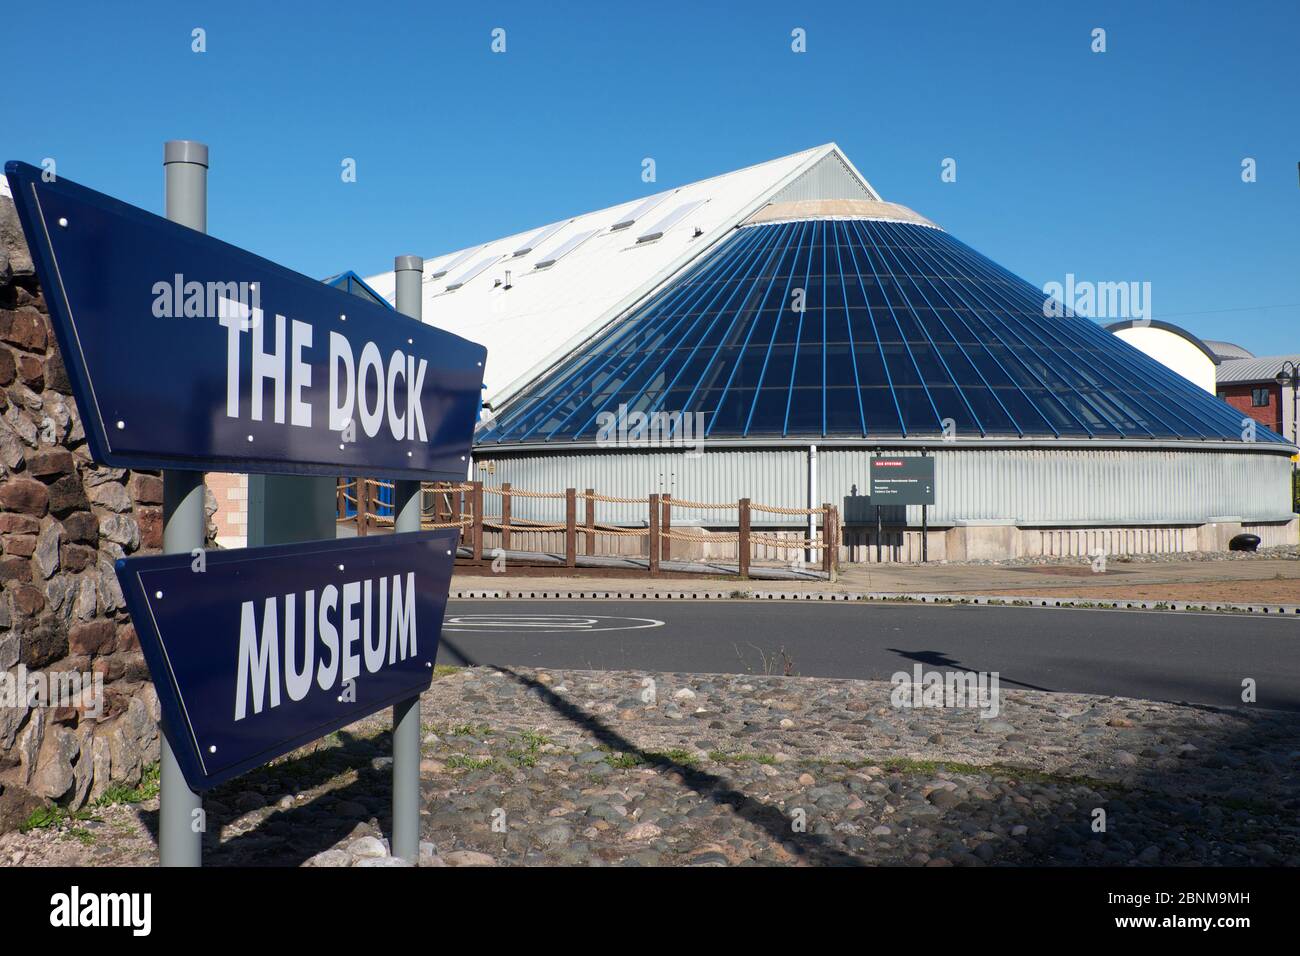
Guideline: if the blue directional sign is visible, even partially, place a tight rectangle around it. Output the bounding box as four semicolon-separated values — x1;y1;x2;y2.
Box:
115;530;459;791
4;161;485;480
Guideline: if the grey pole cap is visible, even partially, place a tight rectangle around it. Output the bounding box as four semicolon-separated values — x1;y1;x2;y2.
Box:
163;140;209;167
394;255;424;272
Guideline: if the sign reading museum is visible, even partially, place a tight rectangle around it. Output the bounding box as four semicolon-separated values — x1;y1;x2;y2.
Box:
115;532;459;790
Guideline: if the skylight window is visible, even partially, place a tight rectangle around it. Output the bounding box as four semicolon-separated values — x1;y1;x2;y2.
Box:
445;255;502;291
610;193;670;231
635;200;707;243
513;221;567;257
429;247;479;279
534;229;598;269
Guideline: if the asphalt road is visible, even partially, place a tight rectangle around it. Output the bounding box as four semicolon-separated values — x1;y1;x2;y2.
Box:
436;600;1300;711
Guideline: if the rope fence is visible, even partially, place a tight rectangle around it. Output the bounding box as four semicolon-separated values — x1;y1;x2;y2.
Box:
336;478;839;577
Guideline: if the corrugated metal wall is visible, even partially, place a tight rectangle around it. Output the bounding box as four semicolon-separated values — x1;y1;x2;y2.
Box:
768;152;876;204
819;447;1292;526
476;445;1294;527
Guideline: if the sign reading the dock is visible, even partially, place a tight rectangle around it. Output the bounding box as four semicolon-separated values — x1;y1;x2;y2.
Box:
3;161;485;480
115;531;459;791
869;456;935;505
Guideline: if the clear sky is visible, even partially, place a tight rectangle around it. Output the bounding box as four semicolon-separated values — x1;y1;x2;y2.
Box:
4;1;1297;355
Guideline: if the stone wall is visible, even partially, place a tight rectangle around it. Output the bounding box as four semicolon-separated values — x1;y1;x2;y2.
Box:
0;192;212;829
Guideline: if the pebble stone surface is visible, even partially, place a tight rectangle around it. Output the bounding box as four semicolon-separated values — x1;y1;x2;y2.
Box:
3;665;1297;867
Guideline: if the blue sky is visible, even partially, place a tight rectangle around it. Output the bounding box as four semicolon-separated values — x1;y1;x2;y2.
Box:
5;1;1297;355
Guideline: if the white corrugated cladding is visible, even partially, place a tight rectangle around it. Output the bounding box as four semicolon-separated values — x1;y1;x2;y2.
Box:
818;447;1294;526
364;145;878;407
477;445;1295;527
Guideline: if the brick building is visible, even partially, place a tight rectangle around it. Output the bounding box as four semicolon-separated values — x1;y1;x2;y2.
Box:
1216;354;1300;445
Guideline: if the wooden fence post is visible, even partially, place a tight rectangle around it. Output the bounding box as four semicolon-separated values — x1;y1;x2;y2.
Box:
336;479;346;523
471;481;483;562
500;482;512;551
648;493;660;577
565;488;577;568
454;487;464;545
738;497;751;578
357;478;369;536
584;488;595;555
832;506;840;576
661;493;672;562
821;503;833;574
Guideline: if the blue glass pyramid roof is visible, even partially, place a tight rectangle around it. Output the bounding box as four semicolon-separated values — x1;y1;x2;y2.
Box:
478;217;1286;445
321;270;394;309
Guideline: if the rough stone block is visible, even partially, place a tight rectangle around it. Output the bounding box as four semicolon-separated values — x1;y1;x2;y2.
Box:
88;479;131;512
47;475;89;517
4;533;36;556
60;543;96;572
20;622;66;668
27;448;74;480
69;620;116;657
0;477;48;515
0;554;31;583
61;510;97;543
129;473;164;505
0;309;47;352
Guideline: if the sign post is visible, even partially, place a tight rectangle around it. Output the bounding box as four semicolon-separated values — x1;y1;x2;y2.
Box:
160;140;208;868
391;254;423;864
4;152;485;867
869;455;936;566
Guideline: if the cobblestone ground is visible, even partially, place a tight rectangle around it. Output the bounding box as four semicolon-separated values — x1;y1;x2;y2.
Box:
3;666;1297;867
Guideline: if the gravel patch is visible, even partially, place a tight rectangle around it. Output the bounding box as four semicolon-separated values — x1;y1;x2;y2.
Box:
2;666;1296;867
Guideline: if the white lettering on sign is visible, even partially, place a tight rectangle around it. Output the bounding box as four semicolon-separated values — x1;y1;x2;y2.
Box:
217;297;426;443
234;572;418;721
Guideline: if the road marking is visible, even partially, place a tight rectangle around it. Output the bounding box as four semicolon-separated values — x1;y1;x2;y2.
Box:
443;614;666;634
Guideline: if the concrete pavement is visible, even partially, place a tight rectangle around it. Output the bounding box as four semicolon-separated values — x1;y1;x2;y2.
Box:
452;556;1300;605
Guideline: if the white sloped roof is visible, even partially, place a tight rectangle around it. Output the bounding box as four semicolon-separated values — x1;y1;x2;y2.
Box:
365;144;875;407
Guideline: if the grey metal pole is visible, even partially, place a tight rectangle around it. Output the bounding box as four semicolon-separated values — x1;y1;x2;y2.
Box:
921;449;929;564
391;254;424;863
160;140;208;868
806;444;817;567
